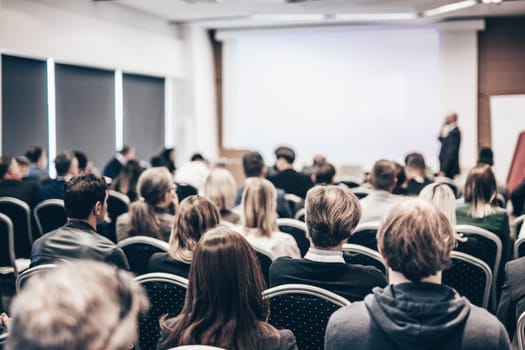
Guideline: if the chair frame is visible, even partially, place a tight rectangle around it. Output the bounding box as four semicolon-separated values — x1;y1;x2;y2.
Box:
33;198;65;236
15;263;58;293
0;212;18;276
454;224;502;310
253;245;276;261
342;243;388;278
448;251;492;309
518;310;525;350
108;189;131;206
513;214;525;241
118;235;170;252
276;218;310;256
135;272;189;288
263;283;350;307
293;208;306;221
0;196;33;249
353;221;381;234
515;237;525;259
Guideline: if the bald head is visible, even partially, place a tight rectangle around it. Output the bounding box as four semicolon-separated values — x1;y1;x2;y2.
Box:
445;113;458;125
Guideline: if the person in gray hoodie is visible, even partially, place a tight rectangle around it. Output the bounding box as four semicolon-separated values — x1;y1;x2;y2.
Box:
325;198;510;350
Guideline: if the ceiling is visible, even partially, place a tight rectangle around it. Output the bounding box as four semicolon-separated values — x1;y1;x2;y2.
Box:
111;0;525;28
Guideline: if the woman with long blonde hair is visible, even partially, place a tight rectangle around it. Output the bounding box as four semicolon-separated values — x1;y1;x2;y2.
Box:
239;178;300;258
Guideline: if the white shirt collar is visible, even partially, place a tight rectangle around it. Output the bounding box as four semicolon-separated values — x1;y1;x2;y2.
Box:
304;248;345;263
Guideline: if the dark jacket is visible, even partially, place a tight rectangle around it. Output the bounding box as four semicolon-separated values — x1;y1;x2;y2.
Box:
0;179;39;208
325;283;510;350
37;178;66;202
497;257;525;343
439;127;461;178
268;169;313;199
103;157;123;179
30;220;129;269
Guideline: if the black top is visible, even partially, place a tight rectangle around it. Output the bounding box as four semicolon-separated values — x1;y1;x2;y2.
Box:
268;169;312;199
406;177;433;196
38;179;67;202
0;179;39;208
103;157;123;179
269;256;387;302
148;252;191;278
30;220;129;269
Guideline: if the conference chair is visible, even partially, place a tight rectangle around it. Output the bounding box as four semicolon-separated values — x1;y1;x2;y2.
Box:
512;214;525;241
518;311;525;350
347;221;380;251
106;190;130;242
454;224;502;310
0;197;33;258
136;273;189;350
293;208;306;222
442;251;492;309
33;199;66;236
175;182;198;203
434;176;460;198
253;245;275;287
342;243;387;277
0;332;7;350
118;236;169;276
276;218;310;257
168;346;227;350
0;213;29;278
15;263;57;293
284;193;303;216
515;237;525;259
263;284;350;350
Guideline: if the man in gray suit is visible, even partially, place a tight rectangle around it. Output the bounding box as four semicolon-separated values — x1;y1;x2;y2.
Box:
359;159;401;224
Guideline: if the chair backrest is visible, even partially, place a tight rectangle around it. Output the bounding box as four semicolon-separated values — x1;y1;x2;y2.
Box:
0;213;16;274
276;218;310;257
347;222;380;251
253;245;275;287
118;236;169;276
293;208;306;222
442;251;492;309
263;284;350;350
0;332;7;350
284;193;303;215
518;310;525;350
516;237;525;259
136;273;189;350
342;243;388;277
106;190;130;240
513;214;525;241
168;346;227;350
33;199;67;236
0;197;33;258
15;263;57;292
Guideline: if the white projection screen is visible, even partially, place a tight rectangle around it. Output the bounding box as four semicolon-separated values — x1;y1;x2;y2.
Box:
221;26;444;167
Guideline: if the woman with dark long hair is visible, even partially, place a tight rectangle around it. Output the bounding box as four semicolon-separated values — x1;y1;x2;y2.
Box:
158;226;297;350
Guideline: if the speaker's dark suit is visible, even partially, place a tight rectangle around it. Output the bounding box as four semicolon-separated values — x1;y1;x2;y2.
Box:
439;127;461;178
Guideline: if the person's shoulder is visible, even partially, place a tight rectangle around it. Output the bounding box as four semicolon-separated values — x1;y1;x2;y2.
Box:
345;262;386;281
276;329;297;350
465;304;510;343
271;256;299;268
506;256;525;276
327;301;369;335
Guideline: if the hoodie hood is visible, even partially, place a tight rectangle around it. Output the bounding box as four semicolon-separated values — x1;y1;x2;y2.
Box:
365;283;470;350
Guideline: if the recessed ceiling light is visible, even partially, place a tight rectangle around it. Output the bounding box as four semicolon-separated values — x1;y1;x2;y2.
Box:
422;0;478;17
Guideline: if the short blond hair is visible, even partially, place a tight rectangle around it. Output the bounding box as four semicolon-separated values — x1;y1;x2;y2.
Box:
241;178;277;237
305;185;361;248
8;261;148;350
378;199;455;282
203;168;237;211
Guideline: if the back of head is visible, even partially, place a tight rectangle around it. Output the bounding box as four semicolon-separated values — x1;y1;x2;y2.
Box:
241;177;277;236
419;182;457;226
25;146;43;163
0;156;13;179
242;151;265;177
7;260;148;350
306;185;361;248
168;195;220;263
405;153;426;172
371;159;397;191
64;174;107;219
73;151;88;173
464;164;497;217
203;168;237;211
314;162;336;185
478;147;494;166
190;153;204;162
313;154;327;167
274;145;295;164
54;151;77;177
378;199;455;282
161;226;270;349
137;167;172;206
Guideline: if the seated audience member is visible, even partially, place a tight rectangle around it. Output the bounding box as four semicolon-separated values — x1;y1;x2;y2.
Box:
160;147;177;173
359;159;401;224
6;260;148;350
239;178;300;258
25;145;48;181
15;156;30;179
103;145;135;179
391;162;407;195
30;174;128;269
73;150;95;175
312;162;336;185
235;151;292;218
498;256;525;345
203;168;240;225
478;146;494;166
511;178;525;217
301;154;327;176
267;145;312;198
38;151;79;202
0;156;39;208
419;182;457;226
158;226;297;350
456;164;511;283
270;185;387;301
111;159;144;202
148;195;220;278
174;153;210;192
404;152;433;196
325;199;510;350
116;167;176;242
